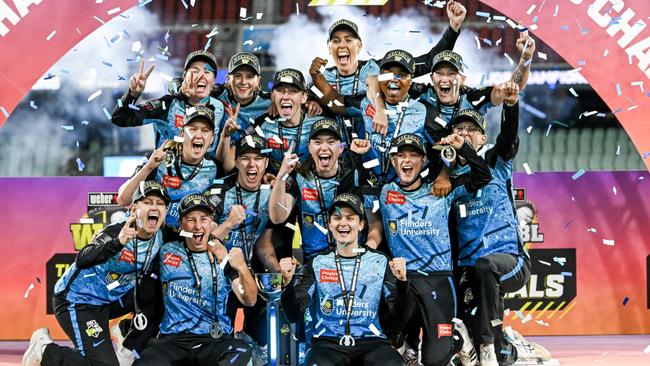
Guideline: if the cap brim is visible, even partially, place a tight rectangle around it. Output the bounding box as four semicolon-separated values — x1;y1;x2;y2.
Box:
229;64;260;75
451;116;485;133
380;61;413;74
273;81;305;92
433;60;462;73
310;129;341;141
329;201;363;217
329;25;360;40
180;204;213;217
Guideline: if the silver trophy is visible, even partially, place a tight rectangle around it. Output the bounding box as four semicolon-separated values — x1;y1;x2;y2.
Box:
255;273;286;366
440;145;457;164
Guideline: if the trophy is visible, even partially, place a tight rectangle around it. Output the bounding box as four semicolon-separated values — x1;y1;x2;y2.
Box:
433;144;457;165
162;140;182;167
255;273;287;366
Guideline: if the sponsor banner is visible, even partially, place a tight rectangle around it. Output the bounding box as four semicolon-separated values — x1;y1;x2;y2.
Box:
1;172;650;339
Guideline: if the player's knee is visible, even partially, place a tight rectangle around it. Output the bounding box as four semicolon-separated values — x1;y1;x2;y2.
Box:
473;257;493;274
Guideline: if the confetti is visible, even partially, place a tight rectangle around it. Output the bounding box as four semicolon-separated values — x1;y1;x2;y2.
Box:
503;53;515;66
490;319;503;327
571;169;585;180
107;7;121;15
474;36;481;50
372;200;379;213
285;222;297;231
587;227;597;233
80;218;94;224
602;239;615;246
569;88;578;97
106;281;120;290
76;158;85;172
537;52;547;60
476;11;490;18
179;230;193;238
368;323;381;336
538;260;551;266
526;4;536;15
310;85;324;99
643;344;650;353
352;248;366;253
526;126;533;134
623;297;629;305
83;273;96;278
256;12;263;20
220;255;230;270
61;125;74;131
522;162;532;175
553;257;566;266
314;221;328;235
377;73;394;82
363;159;380;169
613;186;617;195
46;30;56;41
24;283;35;299
0;106;8;118
87;89;102;102
239;7;247;18
210;188;221;195
459;204;467;218
561;272;572;277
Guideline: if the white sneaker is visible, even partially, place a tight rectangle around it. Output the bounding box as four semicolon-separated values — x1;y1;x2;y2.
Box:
479;344;498;366
115;346;136;366
455;322;479;366
22;328;54;366
399;343;421;366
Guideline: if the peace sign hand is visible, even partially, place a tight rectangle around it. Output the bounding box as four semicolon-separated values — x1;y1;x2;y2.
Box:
129;59;155;97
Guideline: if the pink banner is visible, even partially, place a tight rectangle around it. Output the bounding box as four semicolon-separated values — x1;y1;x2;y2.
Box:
482;0;650;170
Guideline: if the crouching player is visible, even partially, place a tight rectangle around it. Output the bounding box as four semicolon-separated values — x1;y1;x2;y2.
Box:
280;193;413;366
133;194;257;366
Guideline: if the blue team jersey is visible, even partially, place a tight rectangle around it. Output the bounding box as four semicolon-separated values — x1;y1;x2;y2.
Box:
148;159;217;229
159;240;236;335
145;97;224;160
452;145;526;266
212;176;272;262
380;181;470;273
359;98;427;182
307;249;394;339
254;114;324;174
54;222;164;306
217;90;271;144
418;87;494;125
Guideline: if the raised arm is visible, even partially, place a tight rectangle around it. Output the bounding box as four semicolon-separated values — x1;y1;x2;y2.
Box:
228;247;258;306
116;146;165;206
269;142;298;224
280;258;315;323
442;134;492;193
412;0;466;77
76;220;130;269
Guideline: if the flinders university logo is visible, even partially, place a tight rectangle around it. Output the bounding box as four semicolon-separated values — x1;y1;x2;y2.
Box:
321;298;334;315
388;219;398;236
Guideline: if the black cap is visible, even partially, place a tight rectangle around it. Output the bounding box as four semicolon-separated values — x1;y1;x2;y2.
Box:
236;133;268;156
379;49;415;75
309;118;342;140
329;193;364;217
132;181;171;205
451;109;486;133
328;19;360;41
431;50;465;73
390;133;426;155
179;194;213;217
228;52;261;75
184;105;216;130
272;68;306;91
184;50;218;73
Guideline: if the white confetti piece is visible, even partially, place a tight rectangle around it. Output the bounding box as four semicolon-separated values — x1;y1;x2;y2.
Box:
490;319;503;327
46;30;56;41
239;7;247;18
553;257;566;266
538;260;551;266
434;116;447;127
471;96;485;106
368;323;381;336
173;136;185;143
238;284;244;294
24;283;35;299
526;4;536;15
504;53;515;66
107;281;120;290
210;188;221;195
587;227;597;233
83;273;96;278
420;168;429;178
220;255;230;270
644;344;650;353
314;221;328;235
613;186;617;195
260;184;271;190
179;230;193;238
352;248;366;253
363;159;380;169
506;18;518;28
87;89;102;102
569;88;578;97
522;162;533;175
474;36;481;50
537;52;547;60
459;204;467;218
285;222;297;231
602;239;615;246
526;126;533;134
107;7;121;15
80;218;94;224
310;85;324;99
246;135;255;147
377;73;394;82
372;200;379;213
529;24;538;31
256;12;263;20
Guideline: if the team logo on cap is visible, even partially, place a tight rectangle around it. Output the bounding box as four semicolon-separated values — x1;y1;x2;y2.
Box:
388;219;398;236
276;69;303;85
385;50;412;64
229;52;260;72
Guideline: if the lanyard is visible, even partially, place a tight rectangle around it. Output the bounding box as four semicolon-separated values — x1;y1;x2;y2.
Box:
313;172;334;246
183;244;222;330
209;258;220;323
277;112;304;157
235;184;261;264
434;95;461;125
380;100;409;178
132;235;155;314
334;252;362;336
335;68;360;95
168;157;203;181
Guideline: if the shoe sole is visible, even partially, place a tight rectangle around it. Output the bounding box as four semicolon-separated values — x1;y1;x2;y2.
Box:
22;330;47;366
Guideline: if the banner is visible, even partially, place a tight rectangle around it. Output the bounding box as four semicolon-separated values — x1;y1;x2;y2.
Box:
0;171;648;339
0;0;136;122
482;0;650;171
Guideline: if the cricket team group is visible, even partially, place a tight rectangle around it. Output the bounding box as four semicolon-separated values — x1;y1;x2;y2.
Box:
23;2;551;366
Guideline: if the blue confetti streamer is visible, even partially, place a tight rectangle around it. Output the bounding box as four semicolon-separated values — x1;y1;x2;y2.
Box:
615;83;621;96
623;297;629;305
76;158;85;172
476;11;490;18
561;272;572;277
571;169;585;180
